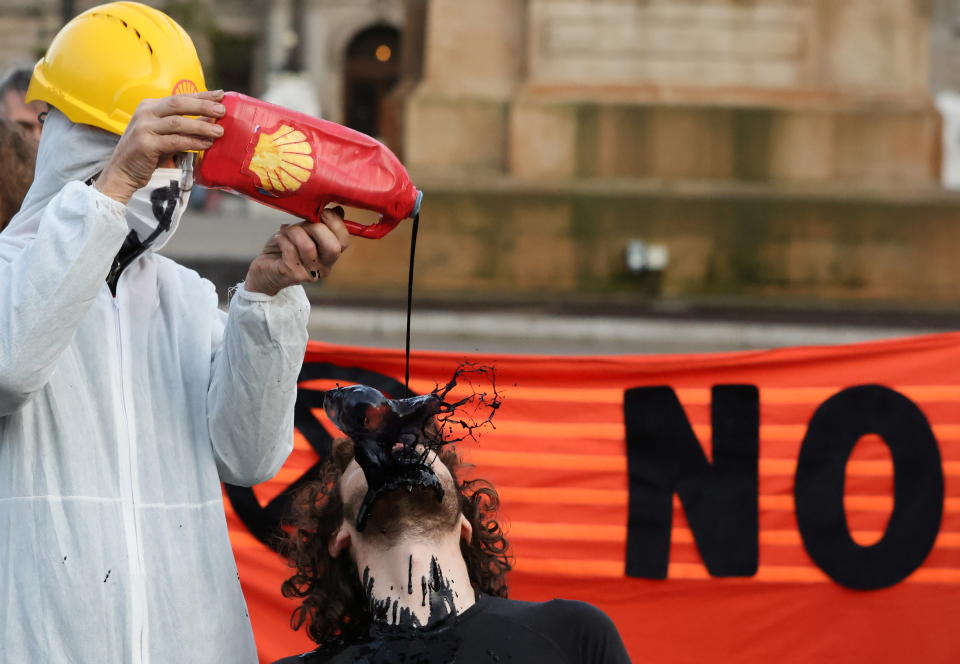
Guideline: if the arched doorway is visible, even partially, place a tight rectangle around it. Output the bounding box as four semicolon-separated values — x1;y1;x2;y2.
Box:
343;25;401;139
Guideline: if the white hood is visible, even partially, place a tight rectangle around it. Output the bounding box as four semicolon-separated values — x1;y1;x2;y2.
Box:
2;108;115;254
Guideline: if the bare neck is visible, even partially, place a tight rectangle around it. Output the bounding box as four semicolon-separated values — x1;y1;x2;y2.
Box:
354;535;476;629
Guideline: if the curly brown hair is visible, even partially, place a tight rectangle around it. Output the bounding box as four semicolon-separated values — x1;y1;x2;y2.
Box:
0;119;35;232
279;439;512;645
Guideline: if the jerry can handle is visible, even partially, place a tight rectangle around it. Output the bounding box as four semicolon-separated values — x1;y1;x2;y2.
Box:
310;205;400;238
317;192;421;239
343;215;403;239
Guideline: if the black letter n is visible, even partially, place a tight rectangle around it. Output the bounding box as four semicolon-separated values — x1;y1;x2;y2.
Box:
624;385;759;578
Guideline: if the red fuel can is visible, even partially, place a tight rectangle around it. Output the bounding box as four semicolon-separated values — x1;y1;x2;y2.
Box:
195;92;422;239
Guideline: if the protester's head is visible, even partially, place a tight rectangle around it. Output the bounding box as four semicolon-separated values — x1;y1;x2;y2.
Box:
281;438;512;644
0;120;36;231
26;2;206;137
0;65;45;144
340;443;464;548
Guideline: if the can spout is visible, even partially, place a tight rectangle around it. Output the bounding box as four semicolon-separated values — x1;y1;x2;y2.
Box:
410;189;424;218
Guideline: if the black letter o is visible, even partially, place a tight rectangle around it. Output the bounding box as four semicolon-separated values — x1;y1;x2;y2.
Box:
795;385;943;590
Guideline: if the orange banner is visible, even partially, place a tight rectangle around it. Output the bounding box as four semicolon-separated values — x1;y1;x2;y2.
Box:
227;333;960;663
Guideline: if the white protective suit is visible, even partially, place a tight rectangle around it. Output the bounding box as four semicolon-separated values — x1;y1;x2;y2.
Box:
0;109;309;662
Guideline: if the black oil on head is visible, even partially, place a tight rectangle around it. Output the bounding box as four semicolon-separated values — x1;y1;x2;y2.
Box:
324;385;442;531
324;364;501;532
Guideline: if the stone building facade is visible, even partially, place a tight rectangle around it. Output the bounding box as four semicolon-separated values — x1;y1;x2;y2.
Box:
5;1;960;305
372;0;960;306
0;0;405;129
407;0;938;185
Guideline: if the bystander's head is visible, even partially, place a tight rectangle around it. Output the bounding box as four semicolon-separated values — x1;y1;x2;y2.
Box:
0;65;47;144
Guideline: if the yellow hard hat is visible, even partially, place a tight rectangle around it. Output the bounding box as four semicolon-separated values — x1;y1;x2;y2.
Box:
26;1;206;136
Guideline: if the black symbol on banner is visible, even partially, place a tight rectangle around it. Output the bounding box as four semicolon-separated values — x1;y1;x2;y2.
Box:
224;363;414;552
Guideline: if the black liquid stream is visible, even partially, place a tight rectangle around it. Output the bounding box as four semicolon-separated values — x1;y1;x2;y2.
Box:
404;214;420;391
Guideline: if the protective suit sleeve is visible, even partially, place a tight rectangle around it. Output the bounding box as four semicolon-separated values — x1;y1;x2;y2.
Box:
0;182;129;415
208;282;310;486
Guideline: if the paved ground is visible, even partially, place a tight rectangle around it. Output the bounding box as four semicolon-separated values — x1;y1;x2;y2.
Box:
303;305;949;356
164;193;279;260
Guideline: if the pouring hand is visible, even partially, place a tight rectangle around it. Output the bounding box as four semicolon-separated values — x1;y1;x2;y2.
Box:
95;90;226;205
244;207;350;296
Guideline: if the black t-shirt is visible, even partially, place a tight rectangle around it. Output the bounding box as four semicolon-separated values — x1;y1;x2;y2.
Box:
273;594;632;664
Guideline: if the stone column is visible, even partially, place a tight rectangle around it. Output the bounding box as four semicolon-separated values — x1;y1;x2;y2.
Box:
382;0;429;154
403;0;527;173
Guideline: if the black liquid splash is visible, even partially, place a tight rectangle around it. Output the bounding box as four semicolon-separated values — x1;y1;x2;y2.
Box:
324;364;501;531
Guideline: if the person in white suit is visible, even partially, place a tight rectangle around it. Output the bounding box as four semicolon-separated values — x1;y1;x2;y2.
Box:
0;3;349;662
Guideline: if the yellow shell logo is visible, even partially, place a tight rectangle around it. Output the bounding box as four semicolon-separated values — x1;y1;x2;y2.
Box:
248;125;315;194
172;79;199;95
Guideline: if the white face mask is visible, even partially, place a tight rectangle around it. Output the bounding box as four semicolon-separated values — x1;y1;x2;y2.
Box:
124;156;193;251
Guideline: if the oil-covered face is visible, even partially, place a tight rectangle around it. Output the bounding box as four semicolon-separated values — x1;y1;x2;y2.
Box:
324;385;444;531
337;448;461;542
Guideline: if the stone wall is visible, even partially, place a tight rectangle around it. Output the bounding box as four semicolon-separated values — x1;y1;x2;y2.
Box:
526;0;930;99
323;175;960;305
527;1;817;91
0;0;68;68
